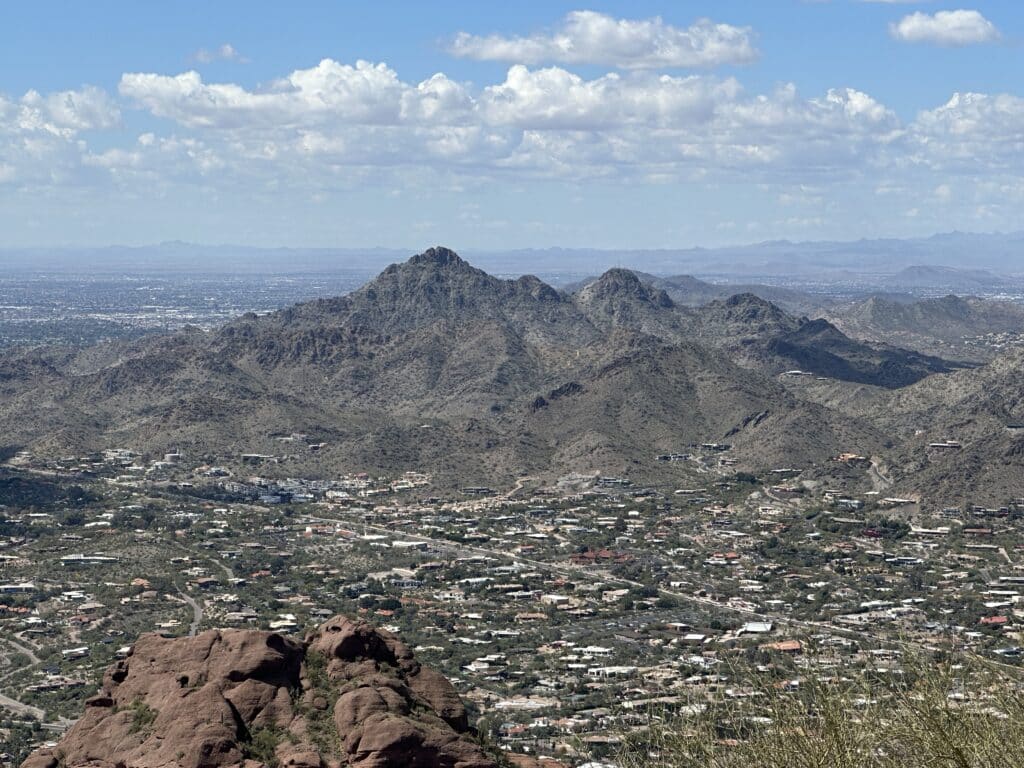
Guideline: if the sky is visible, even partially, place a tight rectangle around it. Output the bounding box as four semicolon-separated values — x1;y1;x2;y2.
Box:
1;0;1022;250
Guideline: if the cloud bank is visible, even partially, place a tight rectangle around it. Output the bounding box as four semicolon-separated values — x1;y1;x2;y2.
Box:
1;9;1022;244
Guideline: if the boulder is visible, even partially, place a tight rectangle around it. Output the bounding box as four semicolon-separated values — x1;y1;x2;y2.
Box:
22;616;496;768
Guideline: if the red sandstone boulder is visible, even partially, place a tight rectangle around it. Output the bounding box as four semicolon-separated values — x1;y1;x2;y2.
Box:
22;616;496;768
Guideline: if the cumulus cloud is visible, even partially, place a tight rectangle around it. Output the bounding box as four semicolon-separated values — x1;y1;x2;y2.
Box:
2;54;1023;239
478;66;736;129
192;43;248;64
910;91;1024;170
0;86;120;186
119;60;472;129
109;58;917;185
449;11;758;69
1;85;120;137
890;10;1000;45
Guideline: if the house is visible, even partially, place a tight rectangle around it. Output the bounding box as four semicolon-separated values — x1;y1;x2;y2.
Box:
602;589;630;603
0;582;35;594
760;640;803;654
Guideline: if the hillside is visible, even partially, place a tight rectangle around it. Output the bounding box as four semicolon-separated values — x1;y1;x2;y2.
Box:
0;247;986;494
569;269;825;314
872;348;1024;503
826;294;1024;361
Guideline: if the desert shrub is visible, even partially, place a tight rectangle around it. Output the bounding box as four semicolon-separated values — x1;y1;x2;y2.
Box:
617;653;1024;768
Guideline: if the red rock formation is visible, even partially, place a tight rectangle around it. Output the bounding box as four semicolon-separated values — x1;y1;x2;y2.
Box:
22;616;496;768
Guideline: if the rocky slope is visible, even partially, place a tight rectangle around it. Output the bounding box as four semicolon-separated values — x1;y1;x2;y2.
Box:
825;294;1024;362
568;270;826;314
0;249;870;483
0;247;989;493
22;616;495;768
574;275;959;388
867;348;1024;503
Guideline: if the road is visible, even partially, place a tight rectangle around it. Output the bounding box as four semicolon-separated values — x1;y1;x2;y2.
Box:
205;556;234;580
0;637;45;720
504;476;539;500
177;589;203;637
868;458;894;492
4;637;42;665
0;690;45;720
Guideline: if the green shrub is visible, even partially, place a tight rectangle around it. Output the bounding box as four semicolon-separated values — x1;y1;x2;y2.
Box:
243;726;284;767
127;700;158;735
617;654;1024;768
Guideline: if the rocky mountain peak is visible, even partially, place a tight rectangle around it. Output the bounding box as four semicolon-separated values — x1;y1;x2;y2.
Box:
23;616;496;768
407;245;467;268
789;316;849;339
579;268;674;308
723;292;776;310
515;274;562;301
702;293;797;331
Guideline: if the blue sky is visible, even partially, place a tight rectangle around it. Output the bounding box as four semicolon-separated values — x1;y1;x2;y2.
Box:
1;1;1022;249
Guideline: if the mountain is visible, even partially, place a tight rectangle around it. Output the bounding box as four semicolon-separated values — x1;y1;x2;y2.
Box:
889;265;1010;291
573;268;683;338
764;317;960;388
569;270;825;314
0;247;974;492
570;273;962;386
570;270;959;387
808;348;1024;505
22;616;496;768
684;293;800;343
7;231;1024;283
825;294;1024;362
3;246;1022;503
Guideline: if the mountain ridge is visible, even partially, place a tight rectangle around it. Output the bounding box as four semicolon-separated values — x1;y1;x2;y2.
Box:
1;247;1014;502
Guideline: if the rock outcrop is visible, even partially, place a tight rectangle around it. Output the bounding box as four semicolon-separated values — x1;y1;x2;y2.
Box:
22;616;496;768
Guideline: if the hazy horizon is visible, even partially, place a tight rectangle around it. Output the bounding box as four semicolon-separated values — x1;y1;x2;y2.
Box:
4;226;1024;253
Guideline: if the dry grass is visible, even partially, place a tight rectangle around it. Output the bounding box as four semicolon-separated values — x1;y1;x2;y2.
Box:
616;654;1024;768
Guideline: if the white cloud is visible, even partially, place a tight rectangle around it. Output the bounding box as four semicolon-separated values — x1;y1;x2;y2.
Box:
0;86;120;186
192;43;248;64
113;59;907;181
2;56;1022;246
890;10;1000;45
449;11;758;69
119;60;472;129
2;86;119;137
478;65;734;129
910;91;1024;170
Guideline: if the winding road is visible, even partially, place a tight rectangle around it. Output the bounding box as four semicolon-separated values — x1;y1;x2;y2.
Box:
0;690;45;720
868;457;894;492
176;589;203;637
4;637;42;665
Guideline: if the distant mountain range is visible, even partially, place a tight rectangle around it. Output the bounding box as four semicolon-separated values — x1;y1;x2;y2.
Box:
3;231;1023;286
3;247;1021;505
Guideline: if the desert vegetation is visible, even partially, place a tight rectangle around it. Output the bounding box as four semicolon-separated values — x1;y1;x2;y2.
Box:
617;653;1024;768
